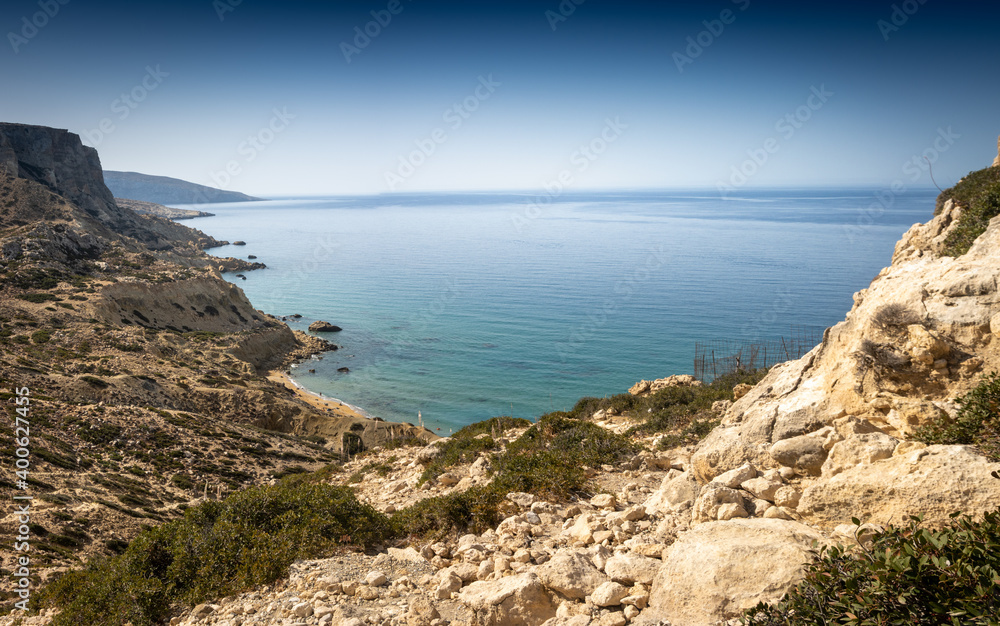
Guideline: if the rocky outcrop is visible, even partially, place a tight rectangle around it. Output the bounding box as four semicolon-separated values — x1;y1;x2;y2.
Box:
458;573;556;626
692;185;1000;490
309;321;343;333
0;124;231;252
92;277;269;333
798;445;1000;528
115;197;213;220
628;375;701;396
994;135;1000;167
649;518;827;625
0;122;116;219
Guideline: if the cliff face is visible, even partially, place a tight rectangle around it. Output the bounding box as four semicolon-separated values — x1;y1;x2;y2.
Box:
687;155;1000;536
92;277;270;333
0;123;114;217
0;123;222;250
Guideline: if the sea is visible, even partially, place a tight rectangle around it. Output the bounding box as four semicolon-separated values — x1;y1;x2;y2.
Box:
173;188;937;434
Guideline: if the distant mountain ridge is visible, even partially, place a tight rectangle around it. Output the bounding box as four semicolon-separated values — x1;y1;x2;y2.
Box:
103;170;263;205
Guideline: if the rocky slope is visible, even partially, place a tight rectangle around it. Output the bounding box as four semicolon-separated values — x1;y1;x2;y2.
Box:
115;197;214;221
0;124;434;596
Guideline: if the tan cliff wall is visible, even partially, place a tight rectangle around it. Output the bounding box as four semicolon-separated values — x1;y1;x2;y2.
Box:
91;277;271;333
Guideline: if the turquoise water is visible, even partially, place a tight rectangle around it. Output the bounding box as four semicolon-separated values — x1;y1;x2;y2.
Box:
176;189;936;433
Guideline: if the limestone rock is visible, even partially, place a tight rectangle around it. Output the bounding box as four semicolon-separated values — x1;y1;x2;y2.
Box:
535;551;608;600
904;324;949;366
886;398;946;435
603;553;660;586
769;434;827;475
711;462;757;489
629;375;702;397
692;483;746;523
690;352;819;483
799;445;1000;528
405;597;440;626
773;486;801;509
458;572;557;626
732;383;754;400
541;617;592;626
591;493;616;509
740;476;783;502
993;134;1000;167
650;518;828;625
820;433;898;477
591;581;629;607
643;471;700;516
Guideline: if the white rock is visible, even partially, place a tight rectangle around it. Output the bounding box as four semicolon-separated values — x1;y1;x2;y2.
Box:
458;572;557;626
603;554;660;585
590;581;629;607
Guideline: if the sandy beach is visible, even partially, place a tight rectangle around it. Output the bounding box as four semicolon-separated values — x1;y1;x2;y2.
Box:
267;370;370;421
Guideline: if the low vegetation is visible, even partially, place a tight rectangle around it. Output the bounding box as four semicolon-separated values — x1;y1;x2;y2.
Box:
937;166;1000;256
34;481;392;626
393;412;637;539
742;508;1000;625
915;371;1000;462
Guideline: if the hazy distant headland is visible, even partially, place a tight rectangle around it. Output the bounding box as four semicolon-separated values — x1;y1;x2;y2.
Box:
103;170;263;205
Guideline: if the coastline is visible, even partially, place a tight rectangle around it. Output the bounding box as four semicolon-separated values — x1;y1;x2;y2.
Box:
267;369;371;421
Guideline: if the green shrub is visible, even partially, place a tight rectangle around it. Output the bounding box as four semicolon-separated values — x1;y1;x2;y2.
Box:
170;474;194;490
78;423;123;445
394;413;635;539
624;369;768;438
937;166;1000;256
418;416;528;485
915;371;1000;462
936;165;1000;215
31;329;51;344
34;481;392;626
742;509;1000;625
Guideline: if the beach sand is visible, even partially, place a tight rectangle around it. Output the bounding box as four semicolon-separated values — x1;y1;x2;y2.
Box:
268;370;369;421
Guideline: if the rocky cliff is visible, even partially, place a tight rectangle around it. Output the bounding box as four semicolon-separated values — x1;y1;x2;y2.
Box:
0;123;437;597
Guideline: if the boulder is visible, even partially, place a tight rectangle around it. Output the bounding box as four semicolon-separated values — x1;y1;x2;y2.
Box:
591;581;629;607
591;493;616;509
798;445;1000;528
904;324;949;366
629;375;702;397
308;321;342;333
405;597;440;626
534;551;608;600
643;472;700;516
692;483;746;523
740;477;783;502
711;462;758;488
820;433;898;477
458;572;557;626
769;434;827;475
604;554;661;586
650;518;828;625
732;383;754;400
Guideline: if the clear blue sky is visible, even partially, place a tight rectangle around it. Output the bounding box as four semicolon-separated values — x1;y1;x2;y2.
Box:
2;0;998;195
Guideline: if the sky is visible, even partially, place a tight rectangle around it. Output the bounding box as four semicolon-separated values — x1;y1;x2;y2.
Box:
1;0;998;196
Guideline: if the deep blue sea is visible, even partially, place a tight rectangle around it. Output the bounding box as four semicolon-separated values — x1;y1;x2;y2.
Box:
175;189;936;433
